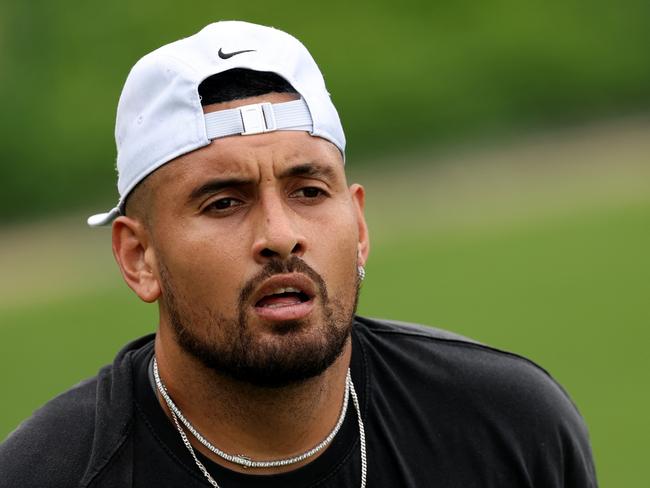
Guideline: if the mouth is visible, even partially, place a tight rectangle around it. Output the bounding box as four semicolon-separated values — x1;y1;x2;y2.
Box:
252;274;316;322
255;287;311;308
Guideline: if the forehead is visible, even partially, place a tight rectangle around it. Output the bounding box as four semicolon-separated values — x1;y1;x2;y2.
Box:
143;137;344;212
155;129;344;184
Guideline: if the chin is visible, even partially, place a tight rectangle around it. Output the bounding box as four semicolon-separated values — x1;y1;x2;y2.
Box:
174;307;352;388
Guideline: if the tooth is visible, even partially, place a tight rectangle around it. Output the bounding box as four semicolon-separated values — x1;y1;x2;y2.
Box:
269;286;301;295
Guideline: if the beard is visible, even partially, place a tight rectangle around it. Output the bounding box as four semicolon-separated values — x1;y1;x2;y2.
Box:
159;256;360;388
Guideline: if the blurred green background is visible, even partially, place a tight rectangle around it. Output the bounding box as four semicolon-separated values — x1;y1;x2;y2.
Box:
1;1;649;485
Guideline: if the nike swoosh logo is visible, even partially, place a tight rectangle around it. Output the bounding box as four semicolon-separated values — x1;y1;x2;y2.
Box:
218;48;256;59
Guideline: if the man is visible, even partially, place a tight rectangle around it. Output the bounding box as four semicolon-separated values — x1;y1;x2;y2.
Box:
0;21;597;487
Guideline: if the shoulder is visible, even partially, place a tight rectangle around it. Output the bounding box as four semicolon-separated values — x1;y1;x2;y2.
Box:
0;335;153;488
355;315;557;390
0;375;101;487
354;316;597;485
355;315;482;344
354;315;593;446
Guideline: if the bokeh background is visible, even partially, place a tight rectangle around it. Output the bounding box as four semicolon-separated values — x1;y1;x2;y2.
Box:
1;1;649;485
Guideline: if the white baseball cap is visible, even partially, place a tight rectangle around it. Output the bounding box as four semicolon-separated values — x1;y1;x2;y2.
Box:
87;20;345;227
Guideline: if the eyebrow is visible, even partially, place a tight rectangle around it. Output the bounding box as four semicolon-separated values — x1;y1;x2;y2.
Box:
187;163;339;204
277;163;338;181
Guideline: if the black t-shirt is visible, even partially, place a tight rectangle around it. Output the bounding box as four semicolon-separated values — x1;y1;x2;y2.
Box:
131;337;364;487
129;317;597;487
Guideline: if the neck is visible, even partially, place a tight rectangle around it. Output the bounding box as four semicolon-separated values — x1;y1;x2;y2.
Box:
153;327;352;474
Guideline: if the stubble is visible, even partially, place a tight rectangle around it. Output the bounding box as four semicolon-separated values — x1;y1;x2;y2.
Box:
159;256;359;388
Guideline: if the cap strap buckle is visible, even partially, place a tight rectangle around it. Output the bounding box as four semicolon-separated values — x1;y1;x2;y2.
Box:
240;102;277;135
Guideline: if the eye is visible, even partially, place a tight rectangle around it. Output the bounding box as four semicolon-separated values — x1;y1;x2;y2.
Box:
291;187;327;199
204;197;244;212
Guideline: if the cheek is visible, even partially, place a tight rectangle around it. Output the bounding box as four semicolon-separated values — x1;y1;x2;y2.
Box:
307;209;360;285
156;232;245;309
328;204;360;256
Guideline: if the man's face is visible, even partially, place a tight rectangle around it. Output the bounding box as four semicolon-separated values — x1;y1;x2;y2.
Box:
141;93;368;387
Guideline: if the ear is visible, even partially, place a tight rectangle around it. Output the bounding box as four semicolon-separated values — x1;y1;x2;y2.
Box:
112;216;161;303
349;183;370;266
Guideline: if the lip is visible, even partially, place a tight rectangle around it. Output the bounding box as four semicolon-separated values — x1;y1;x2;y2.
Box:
251;273;316;322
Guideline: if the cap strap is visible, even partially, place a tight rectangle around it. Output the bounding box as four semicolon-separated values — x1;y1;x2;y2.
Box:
87;206;121;227
204;98;312;139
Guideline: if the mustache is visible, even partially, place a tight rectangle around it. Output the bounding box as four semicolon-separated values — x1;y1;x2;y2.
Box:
239;256;329;306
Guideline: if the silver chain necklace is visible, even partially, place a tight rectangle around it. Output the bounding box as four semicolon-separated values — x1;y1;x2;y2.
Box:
154;358;349;468
153;358;367;487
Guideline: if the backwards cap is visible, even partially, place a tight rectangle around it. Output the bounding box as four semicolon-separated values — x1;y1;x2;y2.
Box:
87;21;345;227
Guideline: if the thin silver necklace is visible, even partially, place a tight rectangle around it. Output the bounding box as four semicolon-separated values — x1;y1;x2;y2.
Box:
153;358;367;487
153;358;349;468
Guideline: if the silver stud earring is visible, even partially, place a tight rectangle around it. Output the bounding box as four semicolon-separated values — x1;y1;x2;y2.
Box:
357;265;366;282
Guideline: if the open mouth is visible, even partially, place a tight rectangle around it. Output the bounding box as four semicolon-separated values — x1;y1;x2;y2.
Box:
255;287;311;309
251;274;317;321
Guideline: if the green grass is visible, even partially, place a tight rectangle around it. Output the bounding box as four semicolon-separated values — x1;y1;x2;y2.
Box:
2;198;648;486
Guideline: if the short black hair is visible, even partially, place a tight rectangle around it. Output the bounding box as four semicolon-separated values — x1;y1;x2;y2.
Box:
198;68;298;106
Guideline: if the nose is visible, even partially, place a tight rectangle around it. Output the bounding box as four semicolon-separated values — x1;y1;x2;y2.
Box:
251;192;307;263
